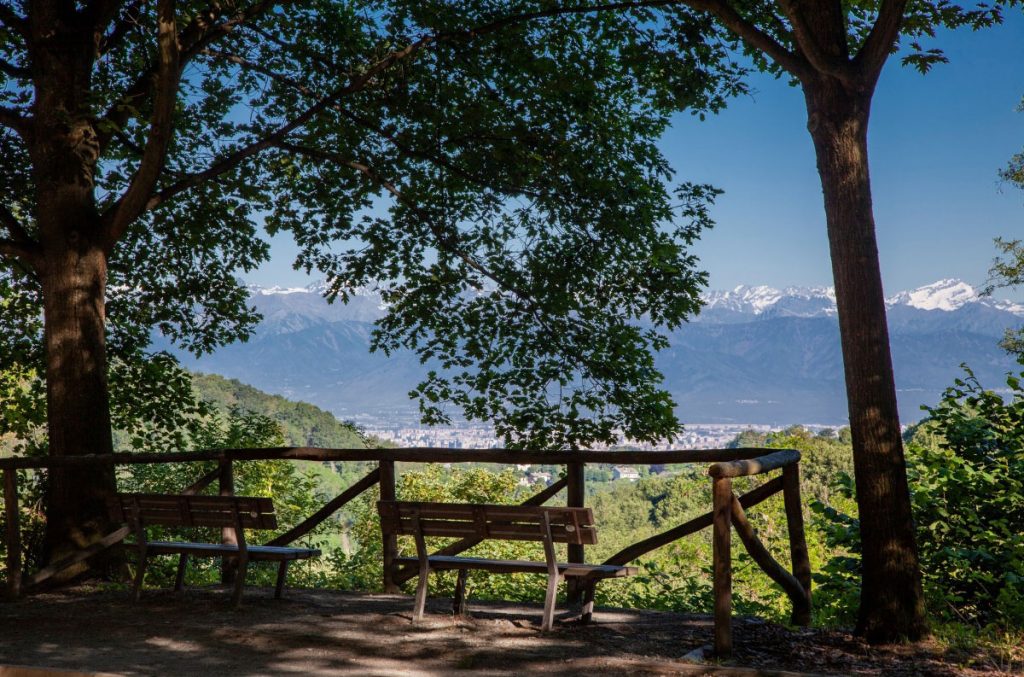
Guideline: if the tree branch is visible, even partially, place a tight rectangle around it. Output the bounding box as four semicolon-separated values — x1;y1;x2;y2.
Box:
96;0;288;153
101;0;180;249
0;238;39;269
98;0;145;56
687;0;810;79
0;203;33;244
854;0;909;85
0;57;29;79
775;0;854;83
468;0;805;79
202;48;543;199
131;24;476;214
129;85;350;214
0;3;28;39
277;142;536;303
0;106;29;135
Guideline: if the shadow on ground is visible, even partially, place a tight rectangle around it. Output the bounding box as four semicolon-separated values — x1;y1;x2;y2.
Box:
0;586;1005;676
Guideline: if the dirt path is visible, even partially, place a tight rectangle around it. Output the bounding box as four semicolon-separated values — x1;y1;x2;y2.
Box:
0;586;1013;676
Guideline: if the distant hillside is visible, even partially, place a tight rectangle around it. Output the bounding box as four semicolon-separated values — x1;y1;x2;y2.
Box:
191;372;367;448
161;279;1024;426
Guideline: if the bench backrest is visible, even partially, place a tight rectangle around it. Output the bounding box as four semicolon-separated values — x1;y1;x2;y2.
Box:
378;501;597;545
108;493;278;530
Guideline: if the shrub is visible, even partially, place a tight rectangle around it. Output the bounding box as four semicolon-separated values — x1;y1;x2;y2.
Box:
908;366;1024;627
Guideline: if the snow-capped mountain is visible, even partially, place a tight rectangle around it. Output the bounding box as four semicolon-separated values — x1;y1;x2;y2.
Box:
163;278;1023;426
696;278;1024;321
885;279;978;311
699;285;837;321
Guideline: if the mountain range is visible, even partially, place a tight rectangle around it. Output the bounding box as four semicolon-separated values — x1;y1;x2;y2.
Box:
162;279;1024;426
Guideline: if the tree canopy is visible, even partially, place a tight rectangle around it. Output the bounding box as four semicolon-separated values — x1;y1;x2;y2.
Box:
0;1;752;453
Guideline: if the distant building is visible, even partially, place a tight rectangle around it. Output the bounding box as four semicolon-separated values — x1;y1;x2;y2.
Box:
528;471;552;485
612;466;640;481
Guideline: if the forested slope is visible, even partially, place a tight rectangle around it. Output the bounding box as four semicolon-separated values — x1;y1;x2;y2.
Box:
190;372;367;449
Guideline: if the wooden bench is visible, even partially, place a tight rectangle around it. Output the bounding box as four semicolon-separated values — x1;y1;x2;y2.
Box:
378;501;636;630
108;493;320;606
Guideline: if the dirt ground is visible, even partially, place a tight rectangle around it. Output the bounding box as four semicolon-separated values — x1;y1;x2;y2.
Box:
0;586;1017;676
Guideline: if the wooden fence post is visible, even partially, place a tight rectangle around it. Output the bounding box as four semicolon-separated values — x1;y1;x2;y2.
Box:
712;476;733;657
380;460;399;593
3;469;21;599
782;463;812;625
566;461;585;604
219;457;236;584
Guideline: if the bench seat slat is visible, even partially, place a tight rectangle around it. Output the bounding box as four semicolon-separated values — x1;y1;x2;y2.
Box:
391;518;598;544
109;493;278;529
395;555;636;578
386;502;594;525
142;541;319;560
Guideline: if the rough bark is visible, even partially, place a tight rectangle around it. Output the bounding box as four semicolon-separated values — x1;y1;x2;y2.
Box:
803;76;927;642
27;5;118;570
38;240;117;567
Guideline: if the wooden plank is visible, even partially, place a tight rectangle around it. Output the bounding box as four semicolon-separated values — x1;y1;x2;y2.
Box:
0;450;223;470
712;477;733;658
396;555;636;577
180;466;221;495
603;476;783;566
393;476;568;584
0;446;799;471
3;469;21;599
219;459;236;584
380;460;399;593
566;462;586;604
389;502;594;524
25;526;130;589
708;450;801;478
111;494;277;529
143;542;319;560
394;518;597;543
265;467;380;547
730;494;810;621
782;463;812;625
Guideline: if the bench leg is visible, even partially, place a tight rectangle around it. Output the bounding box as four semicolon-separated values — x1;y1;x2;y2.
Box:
453;569;468;617
413;561;429;621
174;554;188;593
231;557;249;609
580;580;596;625
132;552;148;602
274;561;289;599
541;573;561;632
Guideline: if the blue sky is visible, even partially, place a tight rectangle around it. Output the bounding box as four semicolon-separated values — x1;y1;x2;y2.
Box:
248;15;1024;298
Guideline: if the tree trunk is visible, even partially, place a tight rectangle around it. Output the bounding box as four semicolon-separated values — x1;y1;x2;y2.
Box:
28;13;118;572
803;78;927;642
39;231;118;572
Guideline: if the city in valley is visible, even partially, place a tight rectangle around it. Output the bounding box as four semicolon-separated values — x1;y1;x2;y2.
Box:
364;422;833;452
363;422;836;486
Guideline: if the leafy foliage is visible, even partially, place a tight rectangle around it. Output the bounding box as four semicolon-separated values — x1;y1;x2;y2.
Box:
0;1;753;450
907;367;1024;627
981;101;1024;358
811;368;1024;629
983;237;1024;358
189;372;369;449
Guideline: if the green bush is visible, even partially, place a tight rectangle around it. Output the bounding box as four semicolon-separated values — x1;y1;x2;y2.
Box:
908;366;1024;627
810;365;1024;629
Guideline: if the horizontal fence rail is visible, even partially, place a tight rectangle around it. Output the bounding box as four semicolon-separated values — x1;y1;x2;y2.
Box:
0;446;793;470
0;445;809;657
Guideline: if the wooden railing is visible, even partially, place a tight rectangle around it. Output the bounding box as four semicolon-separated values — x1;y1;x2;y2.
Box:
0;446;810;657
